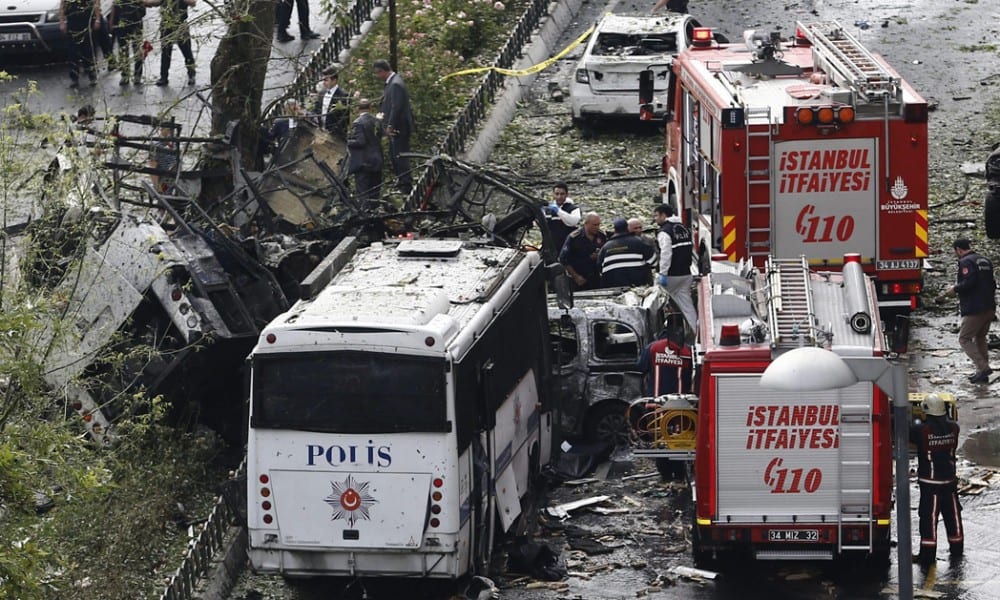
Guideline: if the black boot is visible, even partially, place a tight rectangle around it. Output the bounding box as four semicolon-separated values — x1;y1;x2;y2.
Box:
276;29;295;43
300;28;320;40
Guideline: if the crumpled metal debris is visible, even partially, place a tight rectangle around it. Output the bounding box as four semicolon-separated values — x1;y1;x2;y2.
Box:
545;495;612;519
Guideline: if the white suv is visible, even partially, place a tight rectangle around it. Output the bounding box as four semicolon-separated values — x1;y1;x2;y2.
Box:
570;13;699;122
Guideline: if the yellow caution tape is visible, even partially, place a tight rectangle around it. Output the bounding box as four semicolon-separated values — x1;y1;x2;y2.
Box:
438;23;597;82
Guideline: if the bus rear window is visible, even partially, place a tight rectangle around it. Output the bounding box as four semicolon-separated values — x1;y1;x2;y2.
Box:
252;352;448;433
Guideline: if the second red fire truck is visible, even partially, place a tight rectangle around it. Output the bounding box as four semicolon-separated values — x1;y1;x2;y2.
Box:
631;255;896;563
646;21;928;341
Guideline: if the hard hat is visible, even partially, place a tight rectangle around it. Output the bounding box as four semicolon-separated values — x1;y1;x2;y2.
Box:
921;393;947;417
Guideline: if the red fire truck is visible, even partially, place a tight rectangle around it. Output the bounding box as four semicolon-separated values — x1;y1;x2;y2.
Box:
649;21;927;341
687;255;893;563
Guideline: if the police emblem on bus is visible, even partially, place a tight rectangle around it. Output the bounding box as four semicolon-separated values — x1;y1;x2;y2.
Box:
325;474;377;527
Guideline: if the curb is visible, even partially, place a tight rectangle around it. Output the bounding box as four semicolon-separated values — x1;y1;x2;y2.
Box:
463;0;586;163
194;525;248;600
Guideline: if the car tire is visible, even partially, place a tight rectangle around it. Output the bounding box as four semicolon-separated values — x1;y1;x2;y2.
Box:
984;184;1000;239
584;401;629;447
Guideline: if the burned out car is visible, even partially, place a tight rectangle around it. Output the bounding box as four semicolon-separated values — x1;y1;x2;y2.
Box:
569;13;701;121
548;286;668;445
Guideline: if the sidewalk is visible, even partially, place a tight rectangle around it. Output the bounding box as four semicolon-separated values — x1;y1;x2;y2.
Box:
0;0;336;138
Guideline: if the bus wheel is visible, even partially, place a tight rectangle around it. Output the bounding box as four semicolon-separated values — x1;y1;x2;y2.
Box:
585;402;629;448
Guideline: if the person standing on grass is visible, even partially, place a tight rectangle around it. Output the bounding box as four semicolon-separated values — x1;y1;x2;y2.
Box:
373;59;415;194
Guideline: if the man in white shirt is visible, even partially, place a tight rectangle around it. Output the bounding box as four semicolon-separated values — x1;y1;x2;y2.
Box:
653;203;696;336
543;181;581;252
313;66;349;136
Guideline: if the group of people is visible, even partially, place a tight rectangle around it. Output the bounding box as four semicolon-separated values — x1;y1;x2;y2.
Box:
60;0;196;88
547;183;697;336
267;59;415;200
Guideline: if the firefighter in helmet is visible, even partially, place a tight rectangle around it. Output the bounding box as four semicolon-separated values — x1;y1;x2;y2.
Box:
909;393;963;567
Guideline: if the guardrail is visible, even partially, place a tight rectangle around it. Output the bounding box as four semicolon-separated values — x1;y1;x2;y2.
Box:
157;462;247;600
403;0;549;207
271;0;383;113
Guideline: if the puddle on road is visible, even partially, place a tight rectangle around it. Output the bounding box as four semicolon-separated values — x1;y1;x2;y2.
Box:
962;429;1000;467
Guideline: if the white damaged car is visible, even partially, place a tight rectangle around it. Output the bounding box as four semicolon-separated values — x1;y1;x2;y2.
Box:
570;13;700;122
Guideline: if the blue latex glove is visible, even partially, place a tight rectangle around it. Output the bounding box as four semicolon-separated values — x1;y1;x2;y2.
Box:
548;203;559;216
656;273;668;287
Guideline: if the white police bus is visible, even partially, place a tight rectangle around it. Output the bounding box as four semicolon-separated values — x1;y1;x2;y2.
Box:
246;236;555;577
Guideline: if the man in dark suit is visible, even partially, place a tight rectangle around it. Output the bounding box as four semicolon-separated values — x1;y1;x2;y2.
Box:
313;66;349;136
373;59;415;193
346;98;383;203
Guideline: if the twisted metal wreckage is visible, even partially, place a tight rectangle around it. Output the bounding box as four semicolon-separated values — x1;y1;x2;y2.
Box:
7;114;560;444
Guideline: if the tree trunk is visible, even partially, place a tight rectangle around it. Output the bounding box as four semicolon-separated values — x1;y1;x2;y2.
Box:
209;0;275;173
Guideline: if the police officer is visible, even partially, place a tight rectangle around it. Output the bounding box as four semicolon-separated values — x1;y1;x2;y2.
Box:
543;181;581;253
944;238;996;383
653;203;696;336
598;217;656;287
559;212;606;291
910;393;963;567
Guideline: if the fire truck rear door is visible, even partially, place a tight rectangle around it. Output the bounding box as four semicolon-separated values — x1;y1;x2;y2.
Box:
771;139;878;262
714;374;872;523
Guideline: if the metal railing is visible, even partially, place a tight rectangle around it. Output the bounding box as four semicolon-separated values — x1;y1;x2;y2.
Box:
271;0;383;114
407;0;550;206
156;462;247;600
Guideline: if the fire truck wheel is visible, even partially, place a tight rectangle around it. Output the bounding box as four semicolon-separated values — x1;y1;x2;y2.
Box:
584;401;630;447
655;457;686;480
691;524;714;567
984;184;1000;239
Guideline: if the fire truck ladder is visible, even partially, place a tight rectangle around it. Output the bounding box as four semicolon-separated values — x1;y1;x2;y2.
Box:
745;106;774;260
797;21;901;102
838;394;875;554
765;256;817;348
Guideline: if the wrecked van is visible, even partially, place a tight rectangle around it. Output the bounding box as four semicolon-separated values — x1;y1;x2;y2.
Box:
548;286;667;445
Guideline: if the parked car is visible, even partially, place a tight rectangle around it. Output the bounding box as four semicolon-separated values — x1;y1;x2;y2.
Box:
570;13;700;122
548;286;667;446
0;0;69;55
